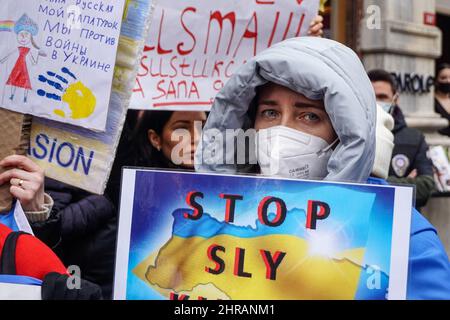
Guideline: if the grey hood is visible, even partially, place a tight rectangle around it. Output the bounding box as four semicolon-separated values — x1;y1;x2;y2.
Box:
195;37;376;183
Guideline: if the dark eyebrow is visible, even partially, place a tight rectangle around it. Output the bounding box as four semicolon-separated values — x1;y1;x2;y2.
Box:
172;120;191;126
294;102;325;110
376;93;390;99
258;100;324;110
258;100;279;106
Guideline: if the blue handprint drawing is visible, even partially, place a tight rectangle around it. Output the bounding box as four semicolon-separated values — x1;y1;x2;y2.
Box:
38;67;97;119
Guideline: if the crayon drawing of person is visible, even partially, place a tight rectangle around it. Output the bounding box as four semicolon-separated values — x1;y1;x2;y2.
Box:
0;14;45;103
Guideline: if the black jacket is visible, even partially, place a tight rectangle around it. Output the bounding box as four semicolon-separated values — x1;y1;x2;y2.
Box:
31;178;117;299
389;106;433;177
388;106;435;208
435;98;450;137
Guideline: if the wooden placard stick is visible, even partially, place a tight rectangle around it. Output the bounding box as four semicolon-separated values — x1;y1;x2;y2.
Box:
0;108;31;212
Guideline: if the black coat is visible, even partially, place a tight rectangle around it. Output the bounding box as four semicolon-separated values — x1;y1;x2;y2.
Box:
435;98;450;137
389;106;433;178
31;178;117;299
387;106;435;208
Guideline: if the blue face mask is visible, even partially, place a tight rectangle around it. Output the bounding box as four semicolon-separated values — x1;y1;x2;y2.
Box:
377;101;393;114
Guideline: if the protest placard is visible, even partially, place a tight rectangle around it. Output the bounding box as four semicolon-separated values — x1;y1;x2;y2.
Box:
28;0;154;194
114;168;413;300
130;0;320;111
428;146;450;192
0;0;125;131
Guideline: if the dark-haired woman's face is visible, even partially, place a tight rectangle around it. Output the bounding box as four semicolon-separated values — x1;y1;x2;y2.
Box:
437;68;450;95
148;111;207;169
437;68;450;84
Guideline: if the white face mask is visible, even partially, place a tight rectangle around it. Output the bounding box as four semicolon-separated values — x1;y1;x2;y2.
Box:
256;126;338;180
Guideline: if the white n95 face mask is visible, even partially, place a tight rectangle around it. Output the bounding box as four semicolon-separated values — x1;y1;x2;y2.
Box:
256;126;338;180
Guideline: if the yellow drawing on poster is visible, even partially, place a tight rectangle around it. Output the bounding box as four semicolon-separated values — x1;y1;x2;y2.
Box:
134;234;366;300
55;80;96;119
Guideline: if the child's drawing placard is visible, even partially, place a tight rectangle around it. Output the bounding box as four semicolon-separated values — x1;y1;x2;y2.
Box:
28;0;154;195
0;0;126;131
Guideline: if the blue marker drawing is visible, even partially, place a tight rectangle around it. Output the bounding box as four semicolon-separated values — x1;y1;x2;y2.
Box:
37;67;96;119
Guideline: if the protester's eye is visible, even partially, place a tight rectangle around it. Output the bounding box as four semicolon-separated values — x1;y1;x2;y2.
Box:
261;109;279;120
301;112;320;122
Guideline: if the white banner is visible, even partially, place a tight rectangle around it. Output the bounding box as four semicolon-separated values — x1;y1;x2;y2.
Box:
130;0;320;111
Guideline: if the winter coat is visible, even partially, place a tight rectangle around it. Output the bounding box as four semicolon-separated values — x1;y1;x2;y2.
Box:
196;37;450;299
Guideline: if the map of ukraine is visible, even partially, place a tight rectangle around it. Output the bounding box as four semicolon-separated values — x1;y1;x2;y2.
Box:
133;206;378;300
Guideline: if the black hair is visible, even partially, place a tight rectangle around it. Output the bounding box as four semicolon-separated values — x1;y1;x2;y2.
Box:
367;69;397;94
129;110;175;168
105;110;175;207
247;89;260;127
436;63;450;79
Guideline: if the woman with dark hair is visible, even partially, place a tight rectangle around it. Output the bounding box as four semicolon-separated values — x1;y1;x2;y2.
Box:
131;111;206;169
435;63;450;137
106;110;207;207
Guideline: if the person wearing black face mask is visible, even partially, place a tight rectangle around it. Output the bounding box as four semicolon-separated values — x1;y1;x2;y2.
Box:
368;69;436;209
435;63;450;137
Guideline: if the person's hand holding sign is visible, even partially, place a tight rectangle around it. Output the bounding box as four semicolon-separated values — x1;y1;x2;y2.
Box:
0;155;45;212
308;15;324;37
